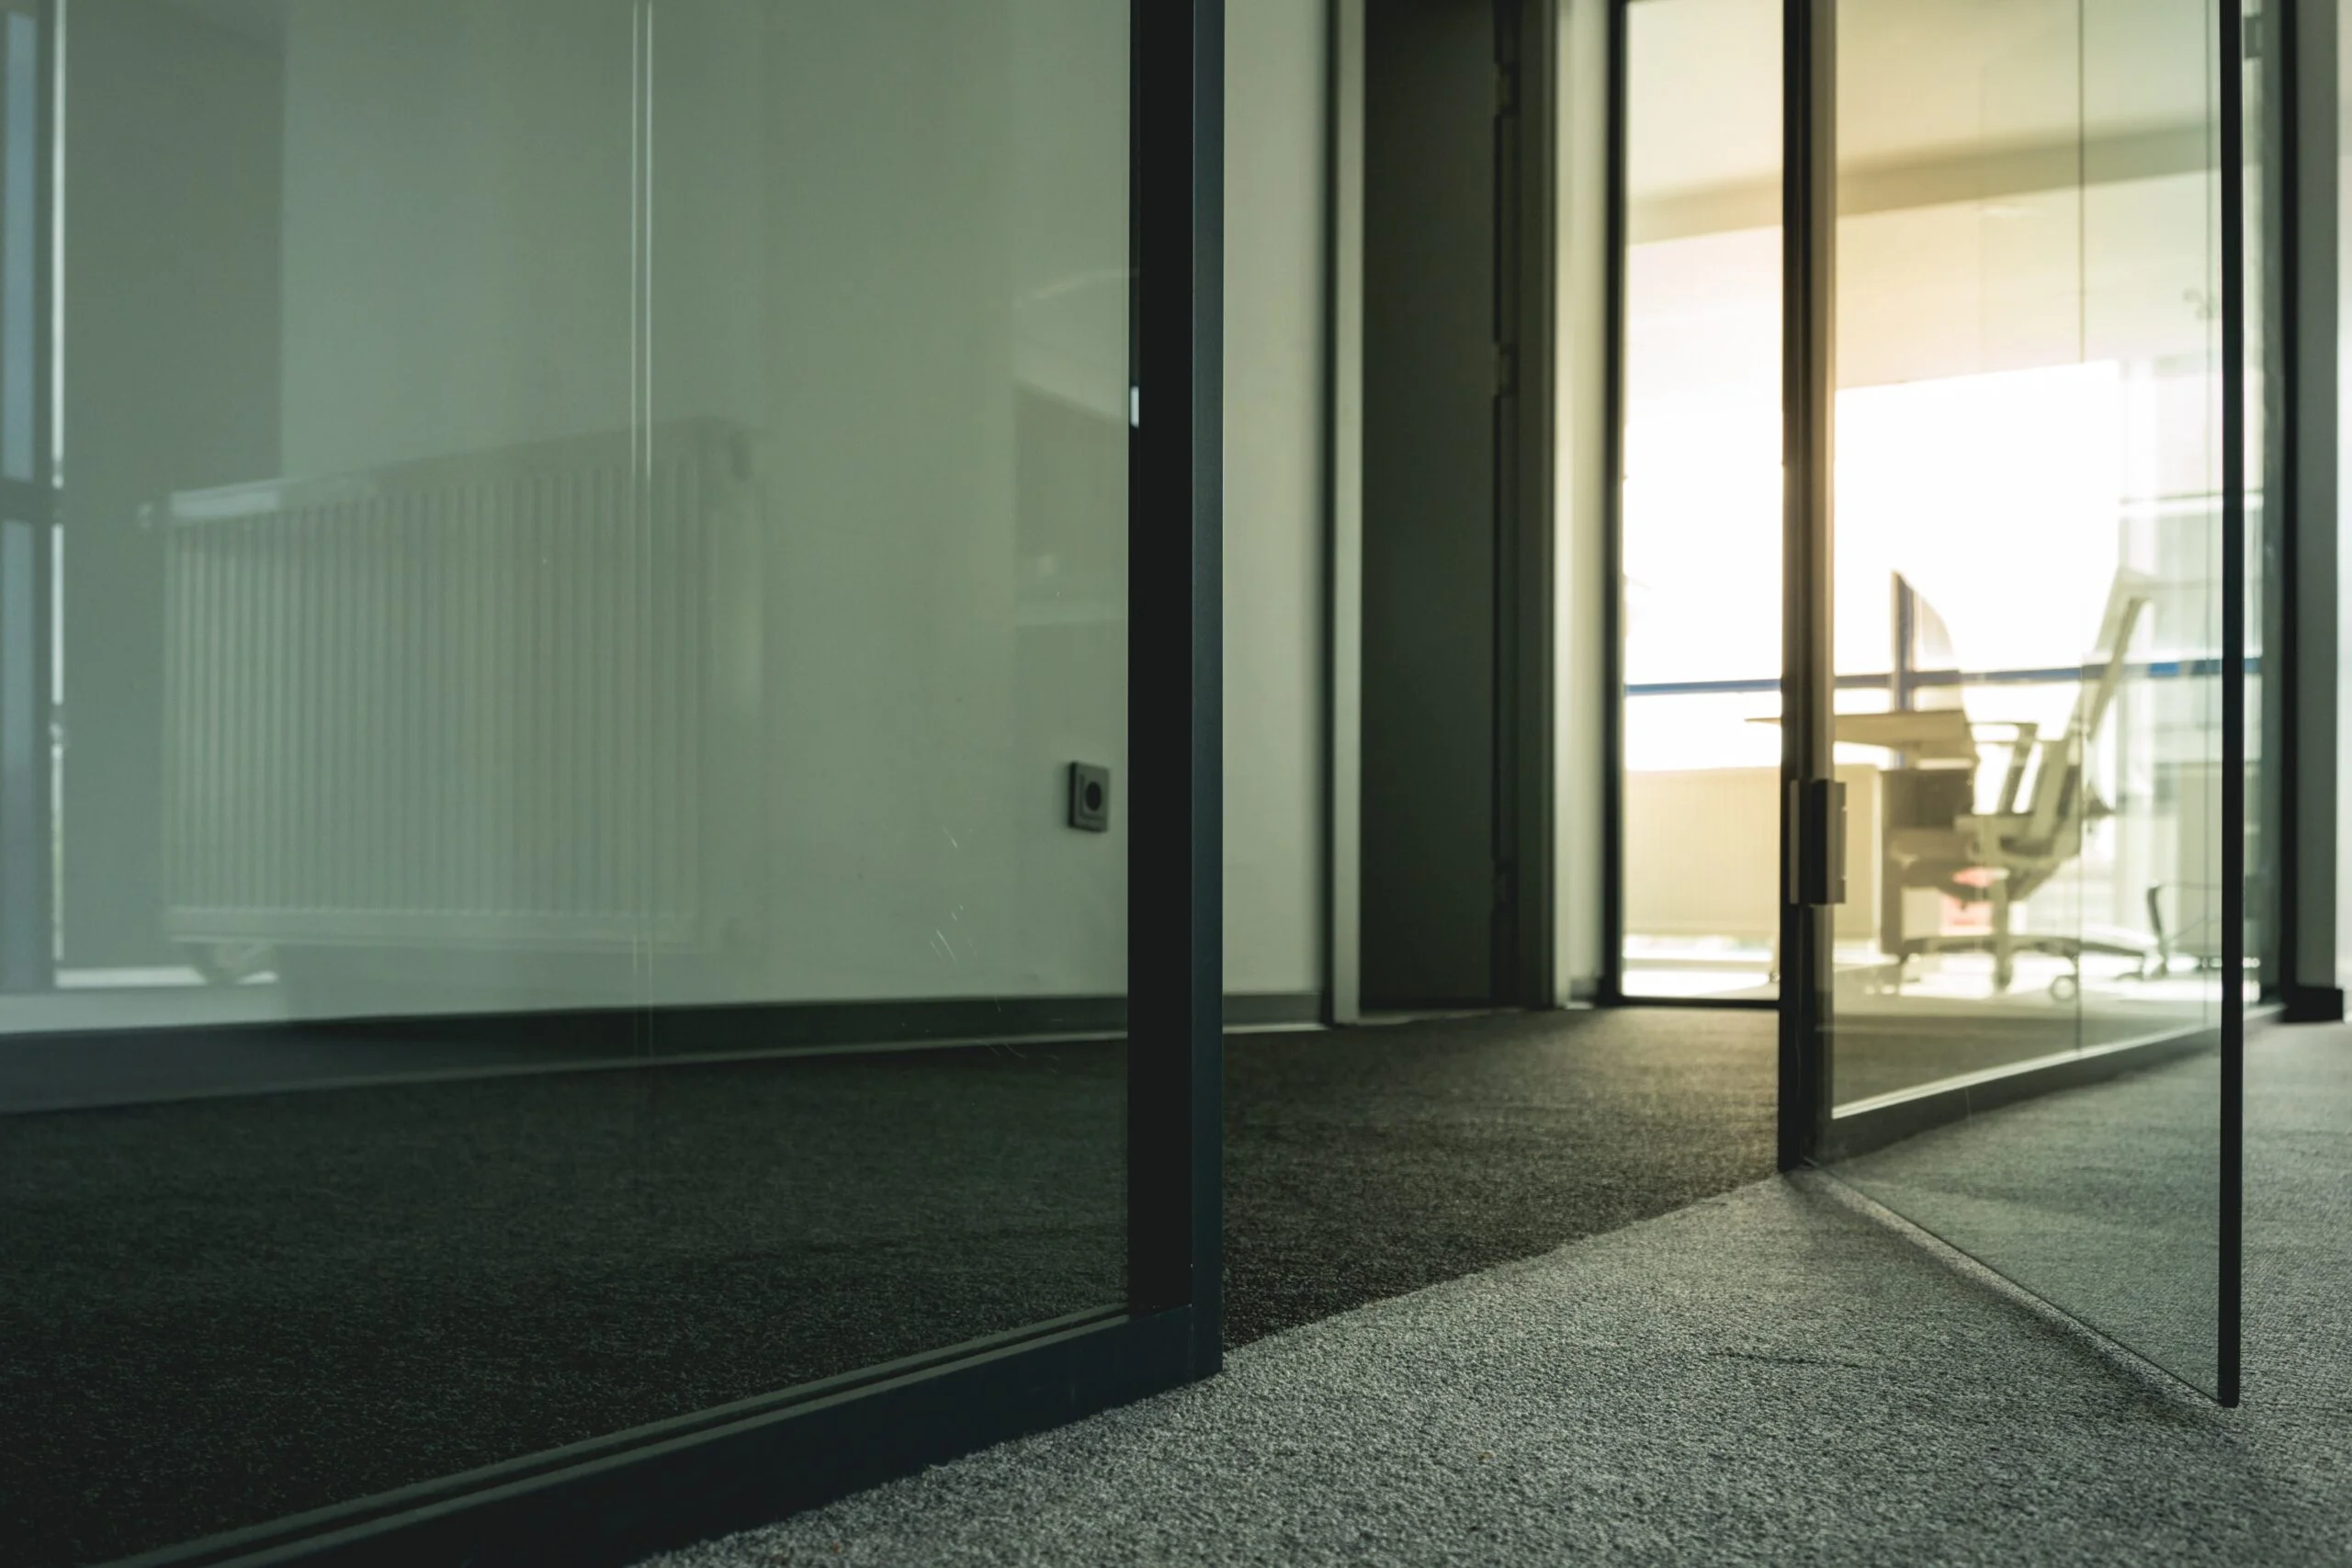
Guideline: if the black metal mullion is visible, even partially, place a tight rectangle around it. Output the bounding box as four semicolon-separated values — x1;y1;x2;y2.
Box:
1778;0;1836;1170
2267;0;2345;1023
1599;0;1630;1007
1125;0;1224;1379
2259;0;2292;1006
2218;0;2249;1415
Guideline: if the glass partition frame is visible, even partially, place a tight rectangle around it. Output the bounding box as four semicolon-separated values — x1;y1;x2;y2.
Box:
0;3;1226;1565
1765;0;2251;1405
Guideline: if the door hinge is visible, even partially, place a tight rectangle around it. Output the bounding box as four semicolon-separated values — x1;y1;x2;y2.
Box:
1786;777;1848;908
1493;863;1517;911
1496;64;1518;117
2243;11;2265;61
1494;344;1518;397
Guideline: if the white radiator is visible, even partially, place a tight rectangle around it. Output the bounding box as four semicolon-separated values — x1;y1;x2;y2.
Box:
158;420;756;955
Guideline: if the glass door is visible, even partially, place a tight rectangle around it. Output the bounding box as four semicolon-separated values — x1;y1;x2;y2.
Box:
0;2;1209;1562
1789;0;2250;1401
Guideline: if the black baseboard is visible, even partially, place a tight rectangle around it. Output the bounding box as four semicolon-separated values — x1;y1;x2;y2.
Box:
2281;984;2347;1024
7;990;1329;1060
1224;991;1325;1027
126;1308;1196;1568
1610;993;1776;1012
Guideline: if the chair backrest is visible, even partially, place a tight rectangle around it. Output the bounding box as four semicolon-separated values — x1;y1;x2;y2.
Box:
2018;570;2156;847
1896;573;1967;714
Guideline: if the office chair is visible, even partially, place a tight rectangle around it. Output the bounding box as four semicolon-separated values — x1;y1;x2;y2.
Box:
1881;570;2157;998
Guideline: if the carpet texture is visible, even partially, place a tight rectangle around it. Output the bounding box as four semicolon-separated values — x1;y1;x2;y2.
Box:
1834;1045;2224;1391
1;1007;1779;1566
0;1044;1127;1568
641;1026;2352;1568
1223;1009;1775;1346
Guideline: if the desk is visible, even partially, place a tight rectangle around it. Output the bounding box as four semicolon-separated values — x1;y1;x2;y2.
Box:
1745;705;1976;763
1747;708;1982;953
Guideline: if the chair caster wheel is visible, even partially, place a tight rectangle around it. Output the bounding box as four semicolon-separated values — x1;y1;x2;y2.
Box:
2050;974;2079;1003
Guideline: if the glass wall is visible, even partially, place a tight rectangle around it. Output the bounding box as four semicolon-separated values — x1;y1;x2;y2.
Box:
1824;0;2233;1091
1823;0;2235;1396
1;2;1131;1562
1616;0;1786;999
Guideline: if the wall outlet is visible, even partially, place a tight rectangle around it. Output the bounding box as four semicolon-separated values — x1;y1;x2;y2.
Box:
1068;762;1112;832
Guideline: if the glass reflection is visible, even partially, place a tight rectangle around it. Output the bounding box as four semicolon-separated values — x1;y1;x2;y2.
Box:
1;1;1129;1562
1822;0;2233;1396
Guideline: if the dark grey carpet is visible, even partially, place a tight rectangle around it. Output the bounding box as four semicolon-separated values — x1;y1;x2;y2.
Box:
0;1007;1779;1567
644;1027;2352;1568
0;1045;1127;1568
1224;1009;1775;1346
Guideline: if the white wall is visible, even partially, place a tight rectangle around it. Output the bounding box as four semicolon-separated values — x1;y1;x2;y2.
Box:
1222;0;1330;999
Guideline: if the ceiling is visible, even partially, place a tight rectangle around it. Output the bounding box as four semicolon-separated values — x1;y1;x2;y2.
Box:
1627;0;2217;213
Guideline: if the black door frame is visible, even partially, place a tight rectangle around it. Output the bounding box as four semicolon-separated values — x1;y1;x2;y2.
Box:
1593;0;1781;1015
1598;0;2314;1081
1592;0;2260;1400
2262;0;2347;1025
48;4;1227;1564
1497;0;1565;1012
1775;0;1838;1169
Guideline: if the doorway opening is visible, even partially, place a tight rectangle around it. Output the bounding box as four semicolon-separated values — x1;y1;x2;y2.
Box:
1350;0;1555;1015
